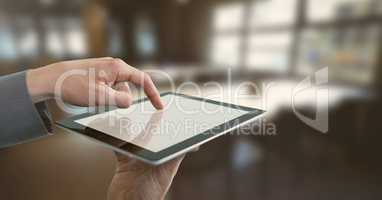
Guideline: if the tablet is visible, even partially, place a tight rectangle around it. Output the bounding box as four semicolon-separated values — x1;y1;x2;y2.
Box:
56;92;265;165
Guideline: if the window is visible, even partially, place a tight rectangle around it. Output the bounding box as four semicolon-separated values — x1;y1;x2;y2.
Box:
15;17;39;59
308;0;382;22
250;0;297;27
209;0;382;85
0;16;18;60
209;0;295;72
246;32;292;72
107;20;124;56
211;34;241;67
0;15;88;61
44;18;66;58
297;25;381;84
65;17;88;57
135;14;157;59
44;17;88;59
210;3;244;68
296;0;382;85
213;4;244;31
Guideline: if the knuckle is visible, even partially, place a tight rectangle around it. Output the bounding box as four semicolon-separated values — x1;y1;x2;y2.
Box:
55;61;66;67
109;58;124;69
143;72;152;81
114;58;125;64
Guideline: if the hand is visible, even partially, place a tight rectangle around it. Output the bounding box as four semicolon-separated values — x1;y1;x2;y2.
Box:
26;58;187;199
107;153;184;200
26;57;163;109
27;57;176;199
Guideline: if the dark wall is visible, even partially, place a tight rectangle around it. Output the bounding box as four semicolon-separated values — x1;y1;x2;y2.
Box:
107;0;223;65
177;0;213;63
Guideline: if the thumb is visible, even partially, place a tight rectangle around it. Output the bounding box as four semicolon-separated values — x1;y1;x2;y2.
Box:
114;90;132;108
101;86;132;108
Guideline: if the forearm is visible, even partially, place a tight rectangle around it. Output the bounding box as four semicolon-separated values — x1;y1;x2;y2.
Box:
107;155;183;200
108;170;168;200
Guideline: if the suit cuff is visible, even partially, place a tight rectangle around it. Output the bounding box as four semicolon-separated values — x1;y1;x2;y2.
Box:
0;71;51;148
35;102;53;133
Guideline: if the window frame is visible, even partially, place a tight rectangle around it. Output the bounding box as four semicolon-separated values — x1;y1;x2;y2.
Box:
209;0;382;85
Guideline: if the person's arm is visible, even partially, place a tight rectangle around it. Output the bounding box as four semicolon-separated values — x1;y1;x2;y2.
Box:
26;57;163;108
1;57;183;200
0;71;52;148
0;57;163;148
108;153;184;200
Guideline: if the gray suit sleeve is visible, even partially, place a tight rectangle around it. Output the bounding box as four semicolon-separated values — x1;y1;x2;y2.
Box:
0;71;52;148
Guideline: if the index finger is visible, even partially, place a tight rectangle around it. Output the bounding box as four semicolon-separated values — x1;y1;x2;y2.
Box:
111;59;164;109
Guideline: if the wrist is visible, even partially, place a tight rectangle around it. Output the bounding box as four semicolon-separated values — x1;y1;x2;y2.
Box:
26;68;54;102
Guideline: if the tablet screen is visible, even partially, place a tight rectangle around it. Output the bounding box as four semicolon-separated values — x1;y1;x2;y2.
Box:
75;94;249;152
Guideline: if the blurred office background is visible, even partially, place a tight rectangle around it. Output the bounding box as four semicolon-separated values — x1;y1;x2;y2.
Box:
1;0;382;199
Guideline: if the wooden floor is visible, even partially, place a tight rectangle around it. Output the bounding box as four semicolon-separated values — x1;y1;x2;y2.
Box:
1;86;382;200
171;106;382;200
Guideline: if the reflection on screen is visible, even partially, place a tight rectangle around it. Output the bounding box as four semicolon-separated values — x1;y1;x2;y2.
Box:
75;95;248;152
